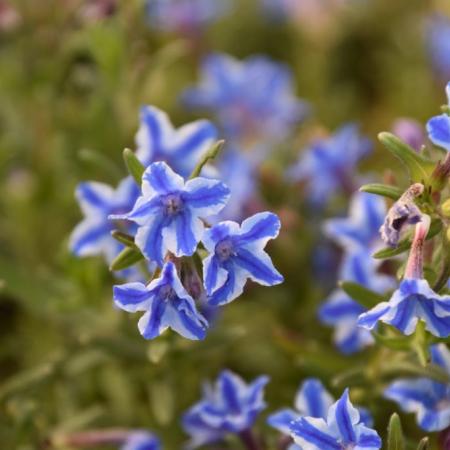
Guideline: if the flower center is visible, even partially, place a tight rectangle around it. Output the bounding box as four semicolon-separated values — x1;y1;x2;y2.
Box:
162;193;183;216
215;239;235;262
159;284;176;301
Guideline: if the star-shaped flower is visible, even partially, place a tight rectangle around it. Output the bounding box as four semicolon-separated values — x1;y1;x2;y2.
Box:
135;106;218;178
202;212;284;306
384;344;450;432
289;389;382;450
183;53;308;143
288;124;372;205
324;192;386;252
70;176;139;261
111;161;230;266
182;370;269;448
113;261;208;340
268;378;373;450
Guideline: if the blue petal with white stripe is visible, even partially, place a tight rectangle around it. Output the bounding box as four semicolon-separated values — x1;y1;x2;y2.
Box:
111;162;230;266
384;343;450;432
289;389;381;450
358;278;450;338
113;262;208;340
202;212;283;306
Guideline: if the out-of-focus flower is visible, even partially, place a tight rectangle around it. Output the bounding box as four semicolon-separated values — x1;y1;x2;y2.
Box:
110;162;230;266
427;15;450;81
0;1;20;32
202;212;283;306
182;370;269;448
145;0;230;33
324;192;386;253
379;183;424;247
113;261;208;340
319;250;394;354
288;124;372;205
121;431;161;450
289;389;381;450
392;118;425;152
268;378;373;448
79;0;117;22
360;216;450;337
384;344;450;432
70;177;139;261
183;53;308;144
135;106;218;178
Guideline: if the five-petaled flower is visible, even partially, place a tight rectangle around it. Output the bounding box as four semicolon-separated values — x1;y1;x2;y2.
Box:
182;370;269;448
135;105;218;178
110;161;230;266
289;389;382;450
121;431;161;450
288;123;372;205
70;176;139;262
384;343;450;432
183;53;308;144
202;212;284;306
113;261;208;340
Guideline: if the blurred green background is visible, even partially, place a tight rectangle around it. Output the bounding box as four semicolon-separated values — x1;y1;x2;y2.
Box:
1;0;450;448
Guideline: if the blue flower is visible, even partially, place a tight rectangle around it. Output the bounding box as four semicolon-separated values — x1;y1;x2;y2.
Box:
70;177;139;261
135;106;218;178
121;431;161;450
427;114;450;153
289;389;382;450
323;192;386;252
111;162;230;266
358;278;450;338
268;379;374;449
427;15;450;81
183;53;308;143
145;0;230;33
113;261;208;340
384;343;450;432
182;370;269;448
288;124;372;205
319;250;394;354
202;212;283;306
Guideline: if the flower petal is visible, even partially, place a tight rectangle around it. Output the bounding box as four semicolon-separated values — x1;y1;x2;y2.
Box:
69;219;111;257
327;389;359;445
75;182;115;216
164;298;208;340
203;254;228;295
238;212;281;246
113;282;152;312
427;114;450;151
135;214;171;265
183;178;230;217
141;161;184;197
290;417;340;450
295;379;334;419
137;297;168;339
268;409;300;434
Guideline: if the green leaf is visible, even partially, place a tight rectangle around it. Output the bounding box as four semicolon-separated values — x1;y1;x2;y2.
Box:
110;247;144;271
387;413;405;450
123;148;145;185
378;132;434;182
371;332;411;351
111;230;136;249
381;361;450;384
373;219;442;259
339;281;384;308
416;437;429;450
359;183;402;200
189;140;225;179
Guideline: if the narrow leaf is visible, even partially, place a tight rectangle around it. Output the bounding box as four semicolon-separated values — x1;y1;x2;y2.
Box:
381;361;450;384
359;183;403;200
339;281;384;308
378;132;434;182
123;148;145;185
371;332;411;351
110;247;144;271
387;413;405;450
417;437;429;450
111;230;136;249
189;140;225;179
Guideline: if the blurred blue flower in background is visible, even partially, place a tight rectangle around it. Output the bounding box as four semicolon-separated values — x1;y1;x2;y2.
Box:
268;378;373;447
427;15;450;81
391;118;425;152
135;105;218;178
288;124;372;205
323;191;386;252
182;370;269;448
111;162;230;265
183;53;308;144
202;212;283;306
121;431;161;450
384;343;450;432
144;0;231;33
319;250;394;354
70;177;139;261
113;261;208;340
289;389;381;450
